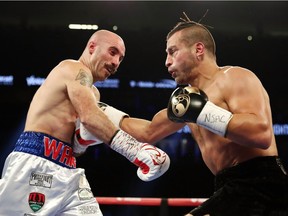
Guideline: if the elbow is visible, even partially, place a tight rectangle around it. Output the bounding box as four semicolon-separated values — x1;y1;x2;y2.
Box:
262;129;273;150
254;124;273;150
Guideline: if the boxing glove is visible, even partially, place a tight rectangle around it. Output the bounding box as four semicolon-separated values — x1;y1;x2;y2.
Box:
98;102;129;128
110;130;170;182
73;118;103;155
167;86;233;137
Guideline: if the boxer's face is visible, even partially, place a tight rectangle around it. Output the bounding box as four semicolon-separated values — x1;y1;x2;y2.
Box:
165;30;197;85
89;37;125;81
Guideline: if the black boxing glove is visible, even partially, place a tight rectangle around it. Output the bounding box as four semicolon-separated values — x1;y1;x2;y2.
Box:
167;86;233;137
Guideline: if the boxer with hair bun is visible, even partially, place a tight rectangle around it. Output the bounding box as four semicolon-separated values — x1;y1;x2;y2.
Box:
116;12;288;216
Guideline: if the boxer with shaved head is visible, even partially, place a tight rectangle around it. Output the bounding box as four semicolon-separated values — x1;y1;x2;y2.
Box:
0;30;170;215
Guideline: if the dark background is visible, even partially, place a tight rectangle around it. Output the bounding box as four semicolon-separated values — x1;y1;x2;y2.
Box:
0;1;288;216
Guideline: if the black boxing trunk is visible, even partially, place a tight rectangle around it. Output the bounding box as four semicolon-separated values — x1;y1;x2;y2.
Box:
189;156;288;216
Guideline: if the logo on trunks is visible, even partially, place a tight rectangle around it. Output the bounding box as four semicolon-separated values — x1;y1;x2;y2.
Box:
29;172;53;188
78;205;100;215
78;188;94;200
43;136;76;168
28;192;45;212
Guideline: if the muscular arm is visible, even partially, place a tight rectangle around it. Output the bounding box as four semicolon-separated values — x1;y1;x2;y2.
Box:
222;67;273;149
66;63;117;144
121;108;184;143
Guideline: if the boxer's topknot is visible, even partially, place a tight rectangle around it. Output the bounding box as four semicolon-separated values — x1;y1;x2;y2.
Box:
180;10;213;29
167;10;216;56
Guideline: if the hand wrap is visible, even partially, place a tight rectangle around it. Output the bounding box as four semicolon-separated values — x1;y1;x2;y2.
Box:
98;102;129;128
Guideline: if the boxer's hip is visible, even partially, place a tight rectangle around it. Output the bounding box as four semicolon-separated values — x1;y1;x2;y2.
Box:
14;131;76;169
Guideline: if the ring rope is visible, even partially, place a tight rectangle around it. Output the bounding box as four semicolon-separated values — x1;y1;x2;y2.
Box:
96;197;207;206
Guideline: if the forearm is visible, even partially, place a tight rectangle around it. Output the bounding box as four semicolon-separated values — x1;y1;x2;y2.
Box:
121;109;184;143
80;107;118;144
121;117;157;143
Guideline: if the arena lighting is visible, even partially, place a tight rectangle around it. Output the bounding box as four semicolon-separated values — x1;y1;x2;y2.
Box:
94;78;119;88
129;79;177;89
0;75;13;85
26;75;45;86
68;24;98;30
23;77;176;89
247;35;253;41
274;124;288;136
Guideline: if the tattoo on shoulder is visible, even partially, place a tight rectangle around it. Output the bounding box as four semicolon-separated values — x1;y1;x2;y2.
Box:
75;69;93;87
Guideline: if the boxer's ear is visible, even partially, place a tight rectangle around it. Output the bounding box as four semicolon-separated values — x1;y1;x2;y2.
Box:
88;41;96;54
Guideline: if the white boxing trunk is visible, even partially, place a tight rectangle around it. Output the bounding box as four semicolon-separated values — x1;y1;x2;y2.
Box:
0;131;103;216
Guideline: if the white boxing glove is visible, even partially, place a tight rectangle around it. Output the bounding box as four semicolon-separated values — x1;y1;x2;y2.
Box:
73;118;103;155
110;130;170;181
98;102;129;128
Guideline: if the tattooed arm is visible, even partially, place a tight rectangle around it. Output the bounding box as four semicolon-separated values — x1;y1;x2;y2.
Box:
23;60;105;143
67;61;117;144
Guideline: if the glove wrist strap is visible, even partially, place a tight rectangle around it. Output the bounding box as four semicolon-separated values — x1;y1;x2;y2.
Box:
196;101;233;137
109;129;120;145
